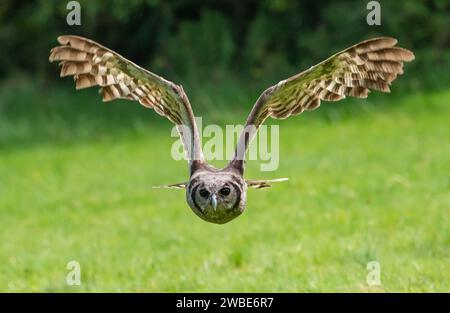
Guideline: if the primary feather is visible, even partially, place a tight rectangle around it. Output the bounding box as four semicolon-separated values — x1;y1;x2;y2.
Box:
49;35;204;165
231;37;414;164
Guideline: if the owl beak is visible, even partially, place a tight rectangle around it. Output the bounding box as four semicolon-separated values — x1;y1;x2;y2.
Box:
210;194;217;211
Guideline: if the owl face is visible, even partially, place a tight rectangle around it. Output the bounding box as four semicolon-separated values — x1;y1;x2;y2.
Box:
186;171;246;224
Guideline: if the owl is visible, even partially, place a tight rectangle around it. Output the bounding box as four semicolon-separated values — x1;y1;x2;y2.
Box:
49;36;414;224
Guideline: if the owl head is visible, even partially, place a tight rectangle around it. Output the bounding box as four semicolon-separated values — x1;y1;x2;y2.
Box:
186;170;246;224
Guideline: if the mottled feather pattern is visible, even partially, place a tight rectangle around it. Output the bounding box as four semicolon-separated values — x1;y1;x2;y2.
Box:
49;36;184;124
231;37;414;165
49;35;414;224
49;35;204;163
252;37;414;126
246;178;289;189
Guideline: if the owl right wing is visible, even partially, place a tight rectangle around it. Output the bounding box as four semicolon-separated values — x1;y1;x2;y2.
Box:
228;37;414;172
49;35;204;170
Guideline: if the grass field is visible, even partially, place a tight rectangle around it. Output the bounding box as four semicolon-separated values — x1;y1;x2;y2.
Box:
0;82;449;292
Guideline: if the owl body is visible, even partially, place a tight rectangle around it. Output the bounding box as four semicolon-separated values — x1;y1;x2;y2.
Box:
49;35;414;224
186;162;247;224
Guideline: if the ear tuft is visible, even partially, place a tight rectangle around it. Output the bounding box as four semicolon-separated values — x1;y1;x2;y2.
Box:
227;159;244;175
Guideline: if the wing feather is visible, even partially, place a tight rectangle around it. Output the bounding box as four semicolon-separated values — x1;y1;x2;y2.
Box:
231;37;414;166
49;35;204;166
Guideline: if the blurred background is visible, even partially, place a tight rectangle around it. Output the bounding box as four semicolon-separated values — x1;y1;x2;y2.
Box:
1;0;449;86
0;0;449;292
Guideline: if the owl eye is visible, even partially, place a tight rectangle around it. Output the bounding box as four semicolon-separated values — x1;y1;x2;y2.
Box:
199;189;210;198
219;187;231;196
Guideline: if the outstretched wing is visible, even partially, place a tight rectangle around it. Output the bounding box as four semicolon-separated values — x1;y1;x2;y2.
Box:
49;35;203;168
230;37;414;167
246;178;288;189
151;182;187;189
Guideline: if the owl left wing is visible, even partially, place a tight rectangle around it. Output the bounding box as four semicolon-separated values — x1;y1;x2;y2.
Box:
49;35;204;168
246;178;288;189
229;37;414;169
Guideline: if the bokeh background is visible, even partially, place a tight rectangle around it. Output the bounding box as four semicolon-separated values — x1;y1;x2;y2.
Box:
0;0;449;291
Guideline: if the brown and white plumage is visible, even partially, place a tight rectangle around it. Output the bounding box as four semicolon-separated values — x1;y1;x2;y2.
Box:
49;35;203;165
232;37;414;164
49;36;414;224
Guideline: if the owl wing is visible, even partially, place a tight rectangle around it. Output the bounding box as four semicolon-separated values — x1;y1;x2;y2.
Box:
49;35;204;167
246;178;288;189
229;37;414;168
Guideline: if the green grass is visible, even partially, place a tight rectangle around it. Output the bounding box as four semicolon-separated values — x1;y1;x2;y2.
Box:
0;82;449;292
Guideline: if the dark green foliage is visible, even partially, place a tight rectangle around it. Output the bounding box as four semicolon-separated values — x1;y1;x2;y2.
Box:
0;0;448;88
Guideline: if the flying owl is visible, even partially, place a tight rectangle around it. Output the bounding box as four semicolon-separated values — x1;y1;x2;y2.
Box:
49;35;414;224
